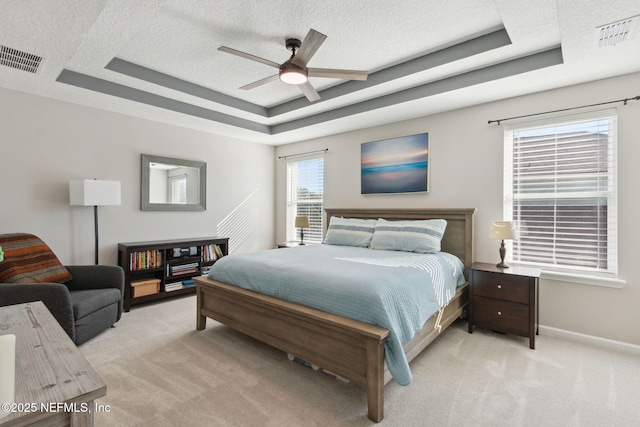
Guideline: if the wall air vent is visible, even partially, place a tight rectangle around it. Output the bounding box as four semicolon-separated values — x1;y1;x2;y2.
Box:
596;16;639;47
0;45;43;74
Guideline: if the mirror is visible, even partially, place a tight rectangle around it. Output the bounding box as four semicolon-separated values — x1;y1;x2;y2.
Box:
141;154;206;211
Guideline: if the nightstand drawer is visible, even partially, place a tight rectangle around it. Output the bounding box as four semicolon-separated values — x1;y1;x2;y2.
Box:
473;296;529;336
472;270;530;304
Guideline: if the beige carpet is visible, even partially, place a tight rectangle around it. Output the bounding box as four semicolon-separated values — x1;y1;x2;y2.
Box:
80;295;640;426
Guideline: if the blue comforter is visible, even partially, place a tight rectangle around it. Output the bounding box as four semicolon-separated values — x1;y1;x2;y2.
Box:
207;244;465;385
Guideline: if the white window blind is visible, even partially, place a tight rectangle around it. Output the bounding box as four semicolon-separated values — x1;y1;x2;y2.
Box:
504;109;617;274
286;154;324;243
170;175;187;204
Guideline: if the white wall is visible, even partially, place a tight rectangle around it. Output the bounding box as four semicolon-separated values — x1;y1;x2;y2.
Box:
0;87;275;266
2;71;638;347
275;72;640;347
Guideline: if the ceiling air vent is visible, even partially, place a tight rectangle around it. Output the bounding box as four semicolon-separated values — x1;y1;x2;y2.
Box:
596;16;639;47
0;45;43;74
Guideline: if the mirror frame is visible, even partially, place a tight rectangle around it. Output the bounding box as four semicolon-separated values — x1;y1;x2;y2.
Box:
141;154;206;211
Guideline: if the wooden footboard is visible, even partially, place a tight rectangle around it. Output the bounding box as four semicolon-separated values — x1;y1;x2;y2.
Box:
195;276;468;422
195;276;389;421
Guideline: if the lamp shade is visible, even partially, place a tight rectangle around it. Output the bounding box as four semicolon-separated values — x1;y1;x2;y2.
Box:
70;180;121;206
490;221;517;240
295;216;310;228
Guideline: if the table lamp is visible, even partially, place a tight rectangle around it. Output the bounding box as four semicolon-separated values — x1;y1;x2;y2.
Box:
489;221;517;268
295;216;310;245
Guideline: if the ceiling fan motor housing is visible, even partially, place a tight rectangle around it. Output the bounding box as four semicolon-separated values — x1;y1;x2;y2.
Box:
285;38;302;52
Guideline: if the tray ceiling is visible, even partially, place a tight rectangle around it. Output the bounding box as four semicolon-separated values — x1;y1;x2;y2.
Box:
1;0;639;145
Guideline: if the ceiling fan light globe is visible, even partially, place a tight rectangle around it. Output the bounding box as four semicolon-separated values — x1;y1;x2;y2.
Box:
279;60;308;85
279;69;308;85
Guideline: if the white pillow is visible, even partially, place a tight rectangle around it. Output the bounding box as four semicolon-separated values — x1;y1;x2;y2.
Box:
370;218;447;253
323;217;377;247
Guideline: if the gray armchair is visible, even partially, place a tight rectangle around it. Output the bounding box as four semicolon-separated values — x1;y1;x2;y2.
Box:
0;265;124;345
0;233;124;345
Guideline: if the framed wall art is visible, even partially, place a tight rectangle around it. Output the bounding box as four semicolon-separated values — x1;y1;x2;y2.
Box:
361;132;429;194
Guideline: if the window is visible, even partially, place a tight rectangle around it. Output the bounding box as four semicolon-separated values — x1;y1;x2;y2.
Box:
504;109;617;276
170;175;187;204
286;154;324;244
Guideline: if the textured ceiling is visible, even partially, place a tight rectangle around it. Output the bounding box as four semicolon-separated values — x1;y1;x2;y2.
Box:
1;0;639;145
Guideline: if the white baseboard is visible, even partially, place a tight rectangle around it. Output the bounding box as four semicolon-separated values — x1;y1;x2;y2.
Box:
539;325;640;355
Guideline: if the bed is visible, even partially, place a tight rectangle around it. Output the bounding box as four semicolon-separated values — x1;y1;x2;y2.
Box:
194;208;475;422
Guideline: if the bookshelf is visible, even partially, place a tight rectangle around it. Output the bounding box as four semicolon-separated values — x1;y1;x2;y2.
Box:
117;237;229;311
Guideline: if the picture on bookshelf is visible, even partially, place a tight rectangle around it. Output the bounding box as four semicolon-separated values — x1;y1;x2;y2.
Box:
172;246;198;258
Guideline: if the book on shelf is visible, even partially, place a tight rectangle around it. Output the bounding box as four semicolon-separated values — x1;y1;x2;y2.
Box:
165;279;195;292
164;282;184;292
214;244;224;259
203;243;225;262
169;262;199;276
130;250;162;271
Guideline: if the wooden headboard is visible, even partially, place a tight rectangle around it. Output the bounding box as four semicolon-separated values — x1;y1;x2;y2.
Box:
324;208;475;267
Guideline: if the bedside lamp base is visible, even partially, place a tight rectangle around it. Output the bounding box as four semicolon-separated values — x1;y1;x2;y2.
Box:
497;239;510;268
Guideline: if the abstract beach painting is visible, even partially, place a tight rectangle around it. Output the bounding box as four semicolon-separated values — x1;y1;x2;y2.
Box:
361;133;429;194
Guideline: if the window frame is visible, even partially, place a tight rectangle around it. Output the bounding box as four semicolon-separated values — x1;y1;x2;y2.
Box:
503;109;624;287
286;153;325;244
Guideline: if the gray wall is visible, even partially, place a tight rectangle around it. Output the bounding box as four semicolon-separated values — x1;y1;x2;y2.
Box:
0;87;275;266
275;72;640;348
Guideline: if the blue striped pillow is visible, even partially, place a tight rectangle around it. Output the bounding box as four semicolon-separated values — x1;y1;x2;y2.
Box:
370;219;447;253
324;217;377;247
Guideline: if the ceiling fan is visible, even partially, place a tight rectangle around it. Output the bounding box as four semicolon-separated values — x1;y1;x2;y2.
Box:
218;29;369;102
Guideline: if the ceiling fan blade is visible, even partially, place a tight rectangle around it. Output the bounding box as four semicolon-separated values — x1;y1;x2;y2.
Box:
218;46;281;69
239;74;280;90
291;29;327;68
308;68;368;81
299;81;321;102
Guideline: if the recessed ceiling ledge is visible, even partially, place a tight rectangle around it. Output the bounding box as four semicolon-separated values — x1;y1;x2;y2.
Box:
269;28;513;117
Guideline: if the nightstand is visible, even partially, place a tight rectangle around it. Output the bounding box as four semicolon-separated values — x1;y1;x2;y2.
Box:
276;241;303;248
468;262;541;349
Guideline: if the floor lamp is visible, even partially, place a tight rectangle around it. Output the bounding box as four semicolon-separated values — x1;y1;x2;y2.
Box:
70;179;121;265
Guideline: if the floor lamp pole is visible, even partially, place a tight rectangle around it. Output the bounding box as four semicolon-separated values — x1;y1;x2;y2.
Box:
93;205;99;265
